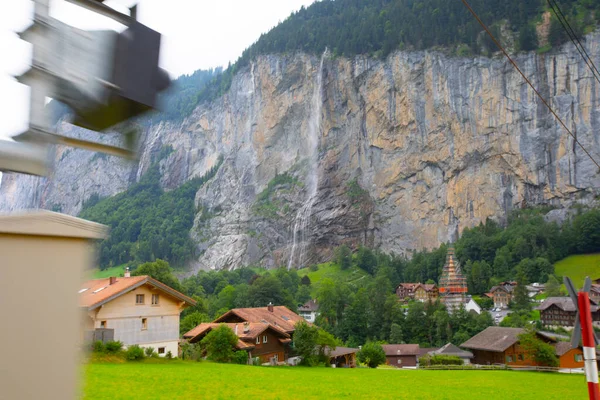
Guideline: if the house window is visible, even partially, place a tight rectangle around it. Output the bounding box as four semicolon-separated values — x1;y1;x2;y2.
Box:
397;359;402;364
152;294;160;305
575;354;583;362
141;318;148;330
136;294;145;304
518;354;524;361
263;335;268;344
100;320;107;328
506;355;513;363
256;337;260;344
158;347;165;355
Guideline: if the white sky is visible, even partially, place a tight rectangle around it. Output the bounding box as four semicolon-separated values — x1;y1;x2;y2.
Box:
0;0;315;140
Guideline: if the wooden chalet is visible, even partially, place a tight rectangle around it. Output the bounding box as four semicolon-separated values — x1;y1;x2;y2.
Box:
554;342;585;369
183;322;292;364
536;297;600;327
396;283;438;302
461;327;556;366
186;303;306;363
485;282;516;309
382;344;420;368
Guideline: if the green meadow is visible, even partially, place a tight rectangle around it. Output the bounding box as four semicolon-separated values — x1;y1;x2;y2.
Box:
83;362;587;400
555;253;600;289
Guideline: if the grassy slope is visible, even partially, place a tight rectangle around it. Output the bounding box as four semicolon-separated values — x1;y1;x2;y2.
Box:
297;262;370;296
297;263;368;285
83;362;586;400
554;254;600;289
89;265;126;279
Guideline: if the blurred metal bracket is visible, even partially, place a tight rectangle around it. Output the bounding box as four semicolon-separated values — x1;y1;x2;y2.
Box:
64;0;136;26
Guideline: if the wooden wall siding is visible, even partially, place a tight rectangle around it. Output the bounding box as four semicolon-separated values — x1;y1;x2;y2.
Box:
255;351;285;364
91;285;182;345
471;349;505;365
385;355;417;367
541;305;600;326
559;348;585;369
251;331;287;358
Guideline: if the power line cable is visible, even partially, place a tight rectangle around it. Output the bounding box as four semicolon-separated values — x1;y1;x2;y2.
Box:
460;0;600;171
546;0;600;85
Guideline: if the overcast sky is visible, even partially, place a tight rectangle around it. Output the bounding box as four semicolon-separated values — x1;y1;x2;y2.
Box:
0;0;315;140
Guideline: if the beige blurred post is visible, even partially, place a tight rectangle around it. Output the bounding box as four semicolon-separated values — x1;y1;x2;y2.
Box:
0;211;108;400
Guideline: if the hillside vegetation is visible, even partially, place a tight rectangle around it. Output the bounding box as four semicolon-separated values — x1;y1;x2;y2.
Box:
79;154;223;269
84;362;586;400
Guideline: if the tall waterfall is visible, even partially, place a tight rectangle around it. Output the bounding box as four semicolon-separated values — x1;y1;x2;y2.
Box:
287;49;327;270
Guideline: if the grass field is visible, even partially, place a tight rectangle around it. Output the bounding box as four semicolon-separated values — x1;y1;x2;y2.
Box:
89;264;126;279
297;263;368;286
83;361;587;400
555;253;600;289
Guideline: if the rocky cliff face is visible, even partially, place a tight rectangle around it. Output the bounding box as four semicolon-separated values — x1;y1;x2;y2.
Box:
3;33;600;272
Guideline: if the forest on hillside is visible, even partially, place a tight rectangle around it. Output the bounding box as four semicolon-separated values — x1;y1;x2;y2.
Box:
187;0;600;114
79;150;223;269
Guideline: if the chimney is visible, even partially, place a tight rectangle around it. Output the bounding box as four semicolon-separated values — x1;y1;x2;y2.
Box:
243;322;250;333
109;276;117;285
268;302;274;312
124;267;130;278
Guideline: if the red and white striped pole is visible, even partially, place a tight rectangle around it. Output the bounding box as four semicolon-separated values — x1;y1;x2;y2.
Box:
578;291;600;400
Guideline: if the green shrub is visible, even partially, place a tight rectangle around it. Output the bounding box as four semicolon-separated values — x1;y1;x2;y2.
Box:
429;355;464;366
357;342;386;368
165;351;173;359
125;345;145;361
233;350;249;365
309;264;319;272
92;341;105;353
144;347;157;358
105;341;123;353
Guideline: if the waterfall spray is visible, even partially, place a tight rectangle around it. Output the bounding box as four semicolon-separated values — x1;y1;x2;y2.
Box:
287;49;327;270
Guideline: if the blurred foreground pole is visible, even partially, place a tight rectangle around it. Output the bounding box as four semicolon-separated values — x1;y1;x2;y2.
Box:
578;291;600;400
0;211;108;400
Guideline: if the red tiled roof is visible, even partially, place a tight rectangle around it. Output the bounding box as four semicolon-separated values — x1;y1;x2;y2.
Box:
79;276;196;309
183;322;290;345
214;306;305;333
381;344;420;356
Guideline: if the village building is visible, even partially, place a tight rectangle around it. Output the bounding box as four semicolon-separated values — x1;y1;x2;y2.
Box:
429;343;474;364
183;322;291;364
486;281;517;309
414;283;439;302
189;303;307;363
382;344;420;368
213;303;305;336
590;285;600;303
439;248;468;310
525;283;545;298
80;273;196;356
464;297;482;314
536;296;600;327
327;347;358;368
395;283;438;302
395;283;419;301
460;327;557;366
298;299;319;323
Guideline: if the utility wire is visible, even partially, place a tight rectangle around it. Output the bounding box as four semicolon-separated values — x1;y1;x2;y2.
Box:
460;0;600;171
546;0;600;85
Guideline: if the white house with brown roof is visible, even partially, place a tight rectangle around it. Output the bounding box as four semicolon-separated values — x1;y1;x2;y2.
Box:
298;299;319;323
79;274;196;356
